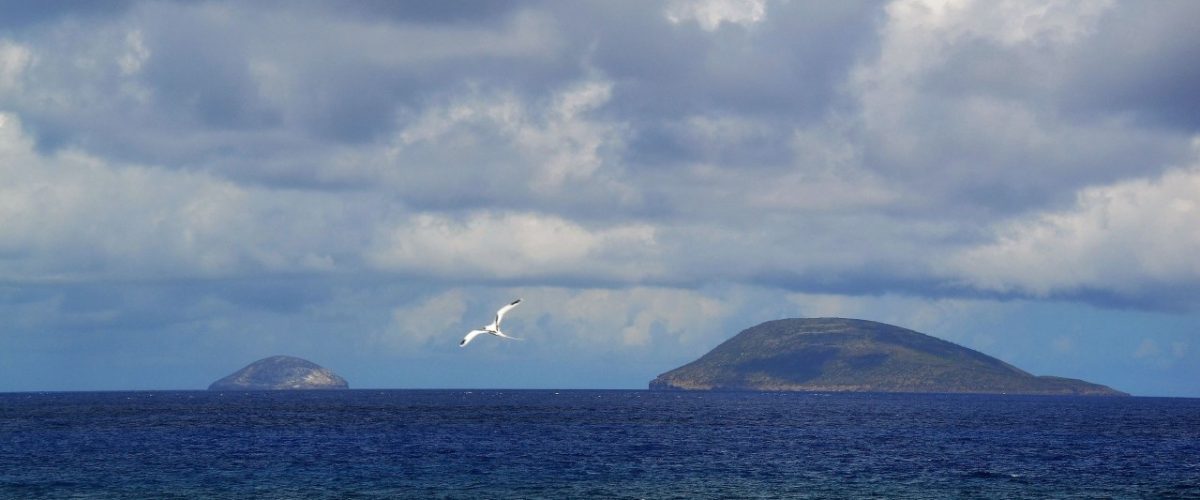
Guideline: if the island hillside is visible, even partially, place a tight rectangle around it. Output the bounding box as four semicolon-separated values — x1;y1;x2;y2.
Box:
650;318;1126;396
209;355;349;391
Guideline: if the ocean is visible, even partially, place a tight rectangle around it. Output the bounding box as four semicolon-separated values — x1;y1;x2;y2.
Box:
1;390;1197;498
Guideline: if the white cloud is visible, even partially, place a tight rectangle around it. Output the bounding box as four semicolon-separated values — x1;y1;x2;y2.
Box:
947;159;1200;300
888;0;1110;48
1132;337;1186;368
118;30;150;75
747;123;902;212
0;113;348;280
387;79;636;206
518;80;616;190
364;285;735;357
367;211;660;283
1134;338;1159;359
665;0;767;31
847;0;1157;207
388;289;469;347
396;80;623;190
1052;336;1075;354
865;0;1110;81
0;41;33;92
518;286;730;348
1;21;160;119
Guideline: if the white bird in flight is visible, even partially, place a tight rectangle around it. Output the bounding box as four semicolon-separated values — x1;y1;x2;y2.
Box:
459;299;523;347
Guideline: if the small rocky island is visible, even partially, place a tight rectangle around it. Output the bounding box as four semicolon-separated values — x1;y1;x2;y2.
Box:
208;355;349;391
651;318;1126;396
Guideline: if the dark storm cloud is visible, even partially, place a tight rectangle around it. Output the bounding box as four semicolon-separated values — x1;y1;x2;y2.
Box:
2;1;885;184
570;1;882;169
2;0;1187;202
905;1;1200;206
846;1;1199;220
580;1;881;119
139;12;279;130
0;0;577;172
1063;1;1200;131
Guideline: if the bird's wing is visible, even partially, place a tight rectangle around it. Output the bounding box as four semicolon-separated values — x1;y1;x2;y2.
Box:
460;329;489;347
492;329;522;341
493;298;522;328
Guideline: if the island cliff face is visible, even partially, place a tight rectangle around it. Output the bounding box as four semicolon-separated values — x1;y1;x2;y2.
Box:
209;355;349;391
650;318;1126;396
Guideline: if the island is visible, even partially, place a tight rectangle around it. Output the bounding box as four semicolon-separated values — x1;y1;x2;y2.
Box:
208;355;349;391
650;318;1126;396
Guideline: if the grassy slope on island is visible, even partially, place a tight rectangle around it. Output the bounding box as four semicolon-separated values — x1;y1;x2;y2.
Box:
650;318;1126;396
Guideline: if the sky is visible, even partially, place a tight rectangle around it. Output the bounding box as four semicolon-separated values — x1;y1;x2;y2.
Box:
1;0;1197;396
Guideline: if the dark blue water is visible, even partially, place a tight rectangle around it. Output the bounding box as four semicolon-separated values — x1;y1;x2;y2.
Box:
1;391;1197;498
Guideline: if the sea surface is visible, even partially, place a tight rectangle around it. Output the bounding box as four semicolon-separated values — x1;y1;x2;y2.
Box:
1;390;1197;499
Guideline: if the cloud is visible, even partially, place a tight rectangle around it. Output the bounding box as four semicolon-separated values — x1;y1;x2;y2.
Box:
387;289;469;347
386;79;636;209
850;0;1192;215
0;1;569;170
548;287;729;347
1133;338;1189;369
2;0;1197;311
1052;336;1075;354
0;113;355;280
117;29;149;76
947;154;1200;308
1062;1;1200;130
367;211;660;284
1134;339;1159;359
0;41;32;91
372;285;739;365
664;0;767;31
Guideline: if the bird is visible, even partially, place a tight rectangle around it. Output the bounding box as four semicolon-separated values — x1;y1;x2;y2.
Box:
459;298;523;347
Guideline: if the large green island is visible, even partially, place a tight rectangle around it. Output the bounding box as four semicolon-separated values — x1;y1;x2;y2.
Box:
650;318;1126;396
